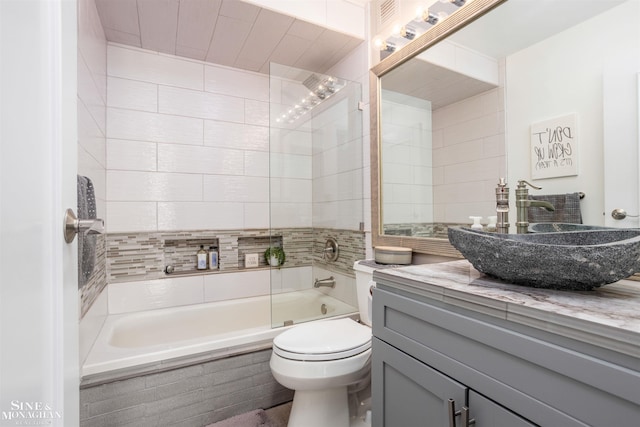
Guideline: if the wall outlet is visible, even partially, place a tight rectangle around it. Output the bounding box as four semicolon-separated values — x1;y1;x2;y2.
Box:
245;253;259;268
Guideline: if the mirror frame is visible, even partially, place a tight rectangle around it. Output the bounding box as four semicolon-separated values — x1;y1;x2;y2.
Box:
370;0;507;256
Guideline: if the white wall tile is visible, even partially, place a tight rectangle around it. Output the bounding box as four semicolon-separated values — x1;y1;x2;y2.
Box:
107;171;202;201
270;128;313;155
107;77;158;112
281;266;313;292
270;153;312;179
245;99;269;126
157;144;244;175
106;201;157;232
108;44;204;90
78;54;107;135
270;202;312;228
204;65;269;101
78;0;107;101
159;85;244;122
107;107;203;145
78;100;106;167
79;284;108;365
203;175;269;203
244;202;270;229
107;139;157;171
204;120;268;151
203;270;270;302
158;202;244;230
244;151;269;177
108;276;204;314
271;178;312;204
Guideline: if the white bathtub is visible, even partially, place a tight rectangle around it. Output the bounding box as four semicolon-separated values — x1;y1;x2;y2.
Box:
83;289;357;378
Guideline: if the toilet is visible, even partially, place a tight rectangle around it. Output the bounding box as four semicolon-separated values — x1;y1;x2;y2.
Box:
270;262;376;427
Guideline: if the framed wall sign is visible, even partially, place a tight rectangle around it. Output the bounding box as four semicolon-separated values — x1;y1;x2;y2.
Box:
530;113;578;179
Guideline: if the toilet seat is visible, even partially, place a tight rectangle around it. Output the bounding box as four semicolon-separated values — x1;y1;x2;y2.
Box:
273;318;371;362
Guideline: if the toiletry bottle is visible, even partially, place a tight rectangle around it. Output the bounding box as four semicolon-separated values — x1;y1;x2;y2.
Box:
197;245;208;270
486;215;498;232
469;216;483;230
208;246;218;270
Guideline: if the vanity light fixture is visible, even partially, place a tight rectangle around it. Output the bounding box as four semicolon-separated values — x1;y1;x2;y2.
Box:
375;0;470;56
381;40;396;52
400;26;417;40
421;10;440;25
441;0;467;6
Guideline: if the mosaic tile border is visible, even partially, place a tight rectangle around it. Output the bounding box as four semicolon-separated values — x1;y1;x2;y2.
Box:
80;234;107;318
105;228;365;284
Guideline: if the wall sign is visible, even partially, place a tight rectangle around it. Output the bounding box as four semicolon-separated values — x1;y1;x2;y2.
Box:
530;113;578;179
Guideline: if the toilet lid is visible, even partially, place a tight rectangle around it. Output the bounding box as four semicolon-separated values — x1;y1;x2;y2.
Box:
273;318;371;361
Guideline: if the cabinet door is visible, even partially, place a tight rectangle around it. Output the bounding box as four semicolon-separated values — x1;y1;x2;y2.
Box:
468;390;537;427
372;338;467;427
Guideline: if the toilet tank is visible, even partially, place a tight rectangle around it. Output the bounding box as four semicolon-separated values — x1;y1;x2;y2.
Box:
353;261;377;327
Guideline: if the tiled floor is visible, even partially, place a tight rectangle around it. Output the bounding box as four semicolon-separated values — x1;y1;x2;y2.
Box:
263;402;292;427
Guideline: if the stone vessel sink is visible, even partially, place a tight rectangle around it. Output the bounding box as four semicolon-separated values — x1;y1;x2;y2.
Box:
448;227;640;290
528;223;616;233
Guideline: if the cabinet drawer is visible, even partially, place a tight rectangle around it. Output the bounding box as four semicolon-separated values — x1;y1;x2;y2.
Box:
373;287;640;426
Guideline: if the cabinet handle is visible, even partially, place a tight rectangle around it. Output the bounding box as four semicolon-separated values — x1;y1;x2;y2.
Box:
461;406;476;427
448;399;461;427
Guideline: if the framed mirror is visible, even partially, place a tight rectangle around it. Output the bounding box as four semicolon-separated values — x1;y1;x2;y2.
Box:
371;0;638;256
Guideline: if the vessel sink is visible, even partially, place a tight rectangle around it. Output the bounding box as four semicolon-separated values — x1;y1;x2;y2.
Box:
448;227;640;290
528;223;616;233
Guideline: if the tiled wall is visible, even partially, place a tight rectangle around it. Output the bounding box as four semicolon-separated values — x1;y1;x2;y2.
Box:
106;43;271;233
76;36;368;319
78;0;108;316
80;349;293;427
432;69;506;225
381;93;433;226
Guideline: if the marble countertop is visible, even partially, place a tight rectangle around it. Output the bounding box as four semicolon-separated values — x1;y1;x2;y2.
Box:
372;259;640;359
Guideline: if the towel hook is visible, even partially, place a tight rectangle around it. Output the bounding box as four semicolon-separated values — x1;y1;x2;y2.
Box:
63;208;104;243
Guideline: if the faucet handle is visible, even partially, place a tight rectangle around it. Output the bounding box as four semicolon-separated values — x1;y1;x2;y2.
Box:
517;179;542;190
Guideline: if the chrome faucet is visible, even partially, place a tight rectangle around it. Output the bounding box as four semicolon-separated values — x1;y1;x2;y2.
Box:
515;180;555;234
314;276;336;288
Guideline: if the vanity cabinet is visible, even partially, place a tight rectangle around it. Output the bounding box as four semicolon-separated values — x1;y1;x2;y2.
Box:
373;337;535;426
371;281;640;427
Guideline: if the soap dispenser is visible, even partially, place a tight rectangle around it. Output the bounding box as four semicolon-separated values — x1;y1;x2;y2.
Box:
495;178;509;233
196;245;208;270
469;216;483;230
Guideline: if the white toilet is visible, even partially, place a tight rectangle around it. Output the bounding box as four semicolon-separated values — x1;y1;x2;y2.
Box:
270;262;376;427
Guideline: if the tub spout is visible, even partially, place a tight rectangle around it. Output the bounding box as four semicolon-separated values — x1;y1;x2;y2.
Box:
314;276;335;288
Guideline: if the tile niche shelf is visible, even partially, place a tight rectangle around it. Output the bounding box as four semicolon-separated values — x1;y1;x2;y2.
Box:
238;235;283;269
164;237;220;275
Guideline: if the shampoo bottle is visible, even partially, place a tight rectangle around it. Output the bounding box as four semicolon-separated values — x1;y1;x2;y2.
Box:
197;245;208;270
208;246;218;270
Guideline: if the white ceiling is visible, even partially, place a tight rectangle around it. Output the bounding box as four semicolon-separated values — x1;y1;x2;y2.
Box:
95;0;364;74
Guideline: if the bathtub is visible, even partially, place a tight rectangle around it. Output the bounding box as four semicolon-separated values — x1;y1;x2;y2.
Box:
82;289;357;379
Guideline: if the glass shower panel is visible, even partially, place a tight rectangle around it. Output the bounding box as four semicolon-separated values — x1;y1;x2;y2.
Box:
269;63;363;328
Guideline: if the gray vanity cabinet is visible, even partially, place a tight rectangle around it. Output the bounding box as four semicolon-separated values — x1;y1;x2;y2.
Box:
371;285;640;426
373;337;535;426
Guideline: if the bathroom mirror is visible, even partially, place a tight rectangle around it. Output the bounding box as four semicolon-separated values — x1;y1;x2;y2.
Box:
371;0;637;256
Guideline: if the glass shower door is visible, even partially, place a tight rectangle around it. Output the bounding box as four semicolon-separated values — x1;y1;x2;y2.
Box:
268;63;364;327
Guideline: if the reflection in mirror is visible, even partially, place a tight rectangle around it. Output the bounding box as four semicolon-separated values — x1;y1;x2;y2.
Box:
380;35;505;238
372;0;639;256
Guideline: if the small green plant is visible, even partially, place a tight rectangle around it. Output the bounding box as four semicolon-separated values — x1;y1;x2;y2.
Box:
264;246;286;266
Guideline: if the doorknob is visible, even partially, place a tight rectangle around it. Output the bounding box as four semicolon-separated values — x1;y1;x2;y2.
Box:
611;208;639;220
63;208;104;243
